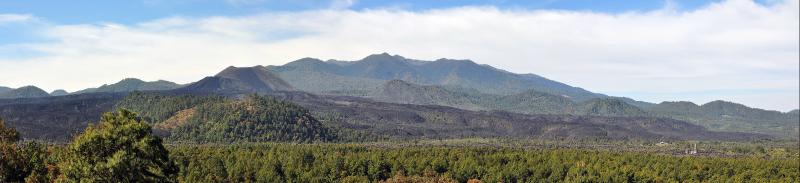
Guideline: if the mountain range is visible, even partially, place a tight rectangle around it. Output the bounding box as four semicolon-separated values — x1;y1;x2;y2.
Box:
73;78;181;94
177;66;294;94
0;86;50;99
266;53;608;102
0;53;797;140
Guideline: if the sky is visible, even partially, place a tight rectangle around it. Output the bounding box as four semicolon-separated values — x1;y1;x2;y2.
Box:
0;0;797;111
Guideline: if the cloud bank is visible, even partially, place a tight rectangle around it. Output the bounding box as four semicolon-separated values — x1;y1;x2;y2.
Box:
0;0;797;111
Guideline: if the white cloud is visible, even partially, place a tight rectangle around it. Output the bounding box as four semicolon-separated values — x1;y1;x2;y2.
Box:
0;14;34;24
0;0;797;111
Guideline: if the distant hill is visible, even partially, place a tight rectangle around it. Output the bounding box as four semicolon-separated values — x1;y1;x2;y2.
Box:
373;79;482;109
268;53;609;102
50;89;69;96
371;80;576;114
371;80;649;116
648;100;799;138
116;93;334;142
0;86;11;93
578;98;648;117
366;80;798;138
178;66;294;94
0;85;773;142
74;78;181;94
0;86;50;99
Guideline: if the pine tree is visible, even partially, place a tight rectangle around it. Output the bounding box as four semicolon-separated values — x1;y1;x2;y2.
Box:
57;109;178;182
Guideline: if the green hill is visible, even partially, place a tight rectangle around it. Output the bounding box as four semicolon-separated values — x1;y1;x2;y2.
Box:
50;89;69;96
74;78;181;94
0;86;11;93
177;66;294;94
578;98;649;117
365;80;797;138
0;86;50;99
116;92;335;143
648;100;799;138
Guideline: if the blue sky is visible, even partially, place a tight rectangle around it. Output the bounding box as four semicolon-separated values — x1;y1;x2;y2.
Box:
0;0;728;24
0;0;798;111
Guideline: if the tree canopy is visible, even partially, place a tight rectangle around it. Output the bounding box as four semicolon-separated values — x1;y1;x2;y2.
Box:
57;109;177;182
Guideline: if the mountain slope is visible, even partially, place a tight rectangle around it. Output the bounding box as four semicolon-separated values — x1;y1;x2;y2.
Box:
365;79;800;138
215;66;294;91
0;86;51;99
372;79;482;109
74;78;181;94
177;66;294;94
578;98;649;117
116;93;334;142
278;91;767;141
492;89;577;114
371;80;577;114
268;53;607;102
648;100;799;138
0;86;11;93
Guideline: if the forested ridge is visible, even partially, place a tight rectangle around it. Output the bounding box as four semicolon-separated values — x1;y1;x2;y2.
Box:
116;92;337;143
1;104;798;182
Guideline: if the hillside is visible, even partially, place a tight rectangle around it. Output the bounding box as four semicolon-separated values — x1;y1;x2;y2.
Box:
0;86;10;93
268;53;606;101
365;80;798;138
277;91;766;141
0;90;769;142
73;78;181;94
372;79;483;109
0;93;125;140
648;100;799;138
370;80;643;116
370;80;576;114
116;92;334;143
178;66;294;94
0;86;51;99
578;98;649;117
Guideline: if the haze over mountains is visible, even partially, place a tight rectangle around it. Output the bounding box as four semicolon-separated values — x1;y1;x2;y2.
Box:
0;53;797;140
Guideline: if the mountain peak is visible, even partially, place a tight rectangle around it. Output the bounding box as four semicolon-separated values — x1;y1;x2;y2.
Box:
0;85;50;99
182;65;294;94
701;100;748;109
362;52;405;62
50;89;69;96
73;78;181;94
119;78;145;83
579;98;647;116
0;86;11;93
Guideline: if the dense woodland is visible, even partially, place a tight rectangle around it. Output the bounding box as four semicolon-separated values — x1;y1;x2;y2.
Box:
116;93;338;143
0;85;797;182
1;110;798;182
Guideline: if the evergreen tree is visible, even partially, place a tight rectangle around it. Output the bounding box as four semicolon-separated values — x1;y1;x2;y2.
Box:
57;109;178;182
0;118;26;182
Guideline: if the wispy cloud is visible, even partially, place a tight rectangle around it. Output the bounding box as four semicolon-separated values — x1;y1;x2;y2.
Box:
0;14;34;24
0;0;797;111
